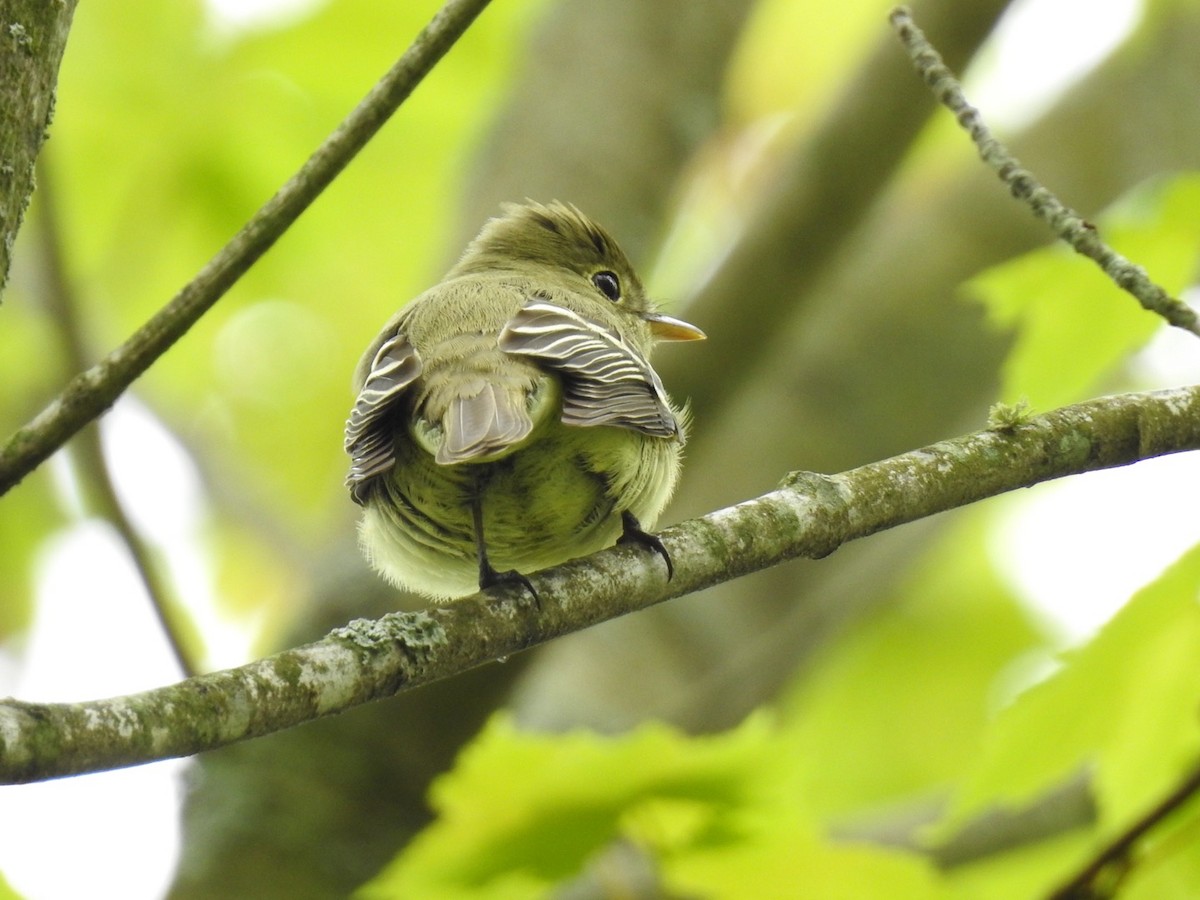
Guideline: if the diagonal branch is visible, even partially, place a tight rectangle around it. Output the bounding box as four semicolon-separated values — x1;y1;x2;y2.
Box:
1047;757;1200;899
0;0;494;497
889;5;1200;338
3;384;1199;784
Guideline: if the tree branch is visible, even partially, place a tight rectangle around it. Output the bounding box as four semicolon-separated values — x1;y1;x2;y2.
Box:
1047;757;1200;899
3;384;1199;784
0;0;493;497
0;0;77;298
889;5;1200;338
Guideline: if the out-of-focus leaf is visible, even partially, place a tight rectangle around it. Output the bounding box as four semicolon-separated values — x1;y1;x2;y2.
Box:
778;512;1043;818
659;0;914;307
942;829;1094;900
965;173;1200;411
944;541;1200;831
666;828;944;900
0;475;63;643
361;713;779;897
359;713;944;899
1123;809;1200;900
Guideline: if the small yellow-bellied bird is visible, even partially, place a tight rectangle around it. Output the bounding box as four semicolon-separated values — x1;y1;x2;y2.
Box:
345;201;705;601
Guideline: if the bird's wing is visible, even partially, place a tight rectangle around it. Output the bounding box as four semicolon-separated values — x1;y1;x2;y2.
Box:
436;377;537;465
345;330;423;503
498;297;681;439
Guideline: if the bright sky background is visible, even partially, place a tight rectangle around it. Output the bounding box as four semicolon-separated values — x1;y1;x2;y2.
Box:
1;1;1182;897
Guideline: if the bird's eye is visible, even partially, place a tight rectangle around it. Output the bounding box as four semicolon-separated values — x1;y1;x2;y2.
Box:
591;271;621;302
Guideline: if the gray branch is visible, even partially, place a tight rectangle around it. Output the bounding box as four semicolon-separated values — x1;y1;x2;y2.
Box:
3;384;1199;783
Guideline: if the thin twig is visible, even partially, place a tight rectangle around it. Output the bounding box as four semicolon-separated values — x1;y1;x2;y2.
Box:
35;159;201;677
0;0;494;497
1047;759;1200;899
889;6;1200;339
3;383;1199;783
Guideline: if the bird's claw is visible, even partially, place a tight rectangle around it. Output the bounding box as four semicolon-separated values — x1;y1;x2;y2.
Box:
618;511;674;580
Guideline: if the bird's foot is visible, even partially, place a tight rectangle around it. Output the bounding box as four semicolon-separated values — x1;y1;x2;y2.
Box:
618;511;674;580
479;561;540;608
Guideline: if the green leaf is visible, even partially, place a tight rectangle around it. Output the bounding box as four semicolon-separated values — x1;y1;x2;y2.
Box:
778;513;1043;818
942;829;1095;900
360;713;776;897
965;173;1200;410
665;828;944;900
359;713;944;899
1122;806;1200;900
945;541;1200;831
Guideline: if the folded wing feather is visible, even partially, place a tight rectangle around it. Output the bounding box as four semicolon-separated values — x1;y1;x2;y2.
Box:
498;297;681;439
344;332;423;502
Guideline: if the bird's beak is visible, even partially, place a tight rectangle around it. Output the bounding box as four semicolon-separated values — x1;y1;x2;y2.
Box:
643;312;706;342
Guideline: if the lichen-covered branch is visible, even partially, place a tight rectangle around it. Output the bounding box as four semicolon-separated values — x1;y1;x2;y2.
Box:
0;0;78;298
889;5;1200;338
0;0;493;497
3;384;1199;784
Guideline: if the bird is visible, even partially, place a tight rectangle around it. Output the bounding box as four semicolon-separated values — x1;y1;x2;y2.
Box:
344;200;705;601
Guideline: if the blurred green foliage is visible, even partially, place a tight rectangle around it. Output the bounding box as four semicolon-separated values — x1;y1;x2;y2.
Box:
967;173;1200;410
0;0;547;637
361;714;944;899
4;0;1200;897
948;541;1200;831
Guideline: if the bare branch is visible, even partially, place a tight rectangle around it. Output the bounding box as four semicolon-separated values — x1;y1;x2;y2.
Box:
889;5;1200;338
3;384;1199;784
1048;758;1200;899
